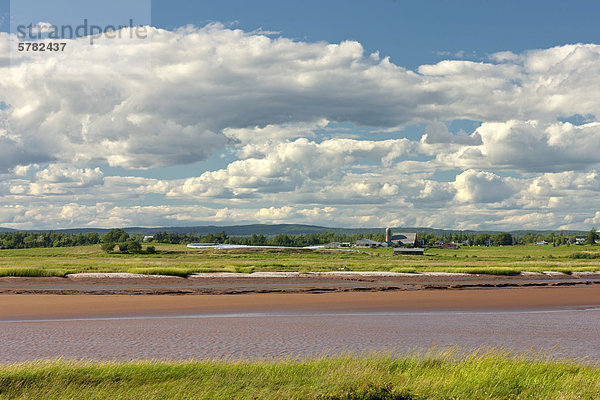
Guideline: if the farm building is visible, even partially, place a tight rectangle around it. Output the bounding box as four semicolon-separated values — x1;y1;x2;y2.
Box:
391;232;417;246
385;228;418;246
394;247;424;255
355;238;384;248
324;242;351;248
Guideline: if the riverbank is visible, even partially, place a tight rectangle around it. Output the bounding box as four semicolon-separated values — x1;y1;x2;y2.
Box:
2;271;600;295
1;353;598;399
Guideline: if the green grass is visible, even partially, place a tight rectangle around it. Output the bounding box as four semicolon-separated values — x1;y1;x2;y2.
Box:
0;268;68;277
0;244;599;277
570;252;600;259
0;352;599;399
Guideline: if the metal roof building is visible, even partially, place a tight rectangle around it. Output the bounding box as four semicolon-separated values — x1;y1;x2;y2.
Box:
390;232;417;246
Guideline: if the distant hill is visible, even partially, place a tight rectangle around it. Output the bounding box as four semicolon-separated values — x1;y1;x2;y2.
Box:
0;224;589;237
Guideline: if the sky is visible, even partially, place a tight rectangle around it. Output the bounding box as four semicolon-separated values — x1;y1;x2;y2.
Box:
0;0;599;230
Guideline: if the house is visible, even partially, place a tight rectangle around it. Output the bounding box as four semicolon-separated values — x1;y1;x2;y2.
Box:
442;242;459;249
575;237;586;245
535;241;549;246
429;240;459;249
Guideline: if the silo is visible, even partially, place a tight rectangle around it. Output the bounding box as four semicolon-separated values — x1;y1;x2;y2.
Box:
385;227;392;242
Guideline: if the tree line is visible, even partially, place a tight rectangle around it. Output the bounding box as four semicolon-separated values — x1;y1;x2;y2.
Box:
0;228;597;250
151;231;386;247
421;229;598;246
0;232;101;249
146;229;600;247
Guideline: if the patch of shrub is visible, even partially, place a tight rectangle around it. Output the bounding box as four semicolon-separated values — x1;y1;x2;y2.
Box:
570;252;600;259
117;241;143;254
100;242;116;253
316;384;416;400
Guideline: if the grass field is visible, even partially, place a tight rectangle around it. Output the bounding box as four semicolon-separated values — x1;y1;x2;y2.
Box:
0;243;599;277
0;352;598;399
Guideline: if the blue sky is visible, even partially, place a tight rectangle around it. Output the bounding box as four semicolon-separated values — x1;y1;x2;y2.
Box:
3;0;599;68
1;0;599;229
151;0;600;69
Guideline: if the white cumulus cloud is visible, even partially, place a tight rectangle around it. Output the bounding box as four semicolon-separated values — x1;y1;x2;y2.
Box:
1;24;600;230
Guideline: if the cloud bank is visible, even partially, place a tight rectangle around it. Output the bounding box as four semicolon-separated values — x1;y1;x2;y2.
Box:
0;24;599;230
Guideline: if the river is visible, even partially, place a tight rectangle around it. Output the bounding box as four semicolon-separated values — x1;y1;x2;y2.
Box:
1;307;599;363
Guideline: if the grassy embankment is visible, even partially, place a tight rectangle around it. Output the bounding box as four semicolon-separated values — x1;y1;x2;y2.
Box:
0;352;598;399
0;243;599;277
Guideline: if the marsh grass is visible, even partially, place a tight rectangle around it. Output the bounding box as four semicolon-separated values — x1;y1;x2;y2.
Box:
1;244;599;277
0;351;599;399
0;268;67;277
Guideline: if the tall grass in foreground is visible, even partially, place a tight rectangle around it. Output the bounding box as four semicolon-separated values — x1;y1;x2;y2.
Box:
0;351;599;399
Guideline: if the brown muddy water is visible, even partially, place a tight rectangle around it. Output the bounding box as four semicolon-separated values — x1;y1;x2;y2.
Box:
1;308;599;363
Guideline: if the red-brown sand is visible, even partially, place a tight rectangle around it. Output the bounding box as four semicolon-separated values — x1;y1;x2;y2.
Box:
2;286;600;321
